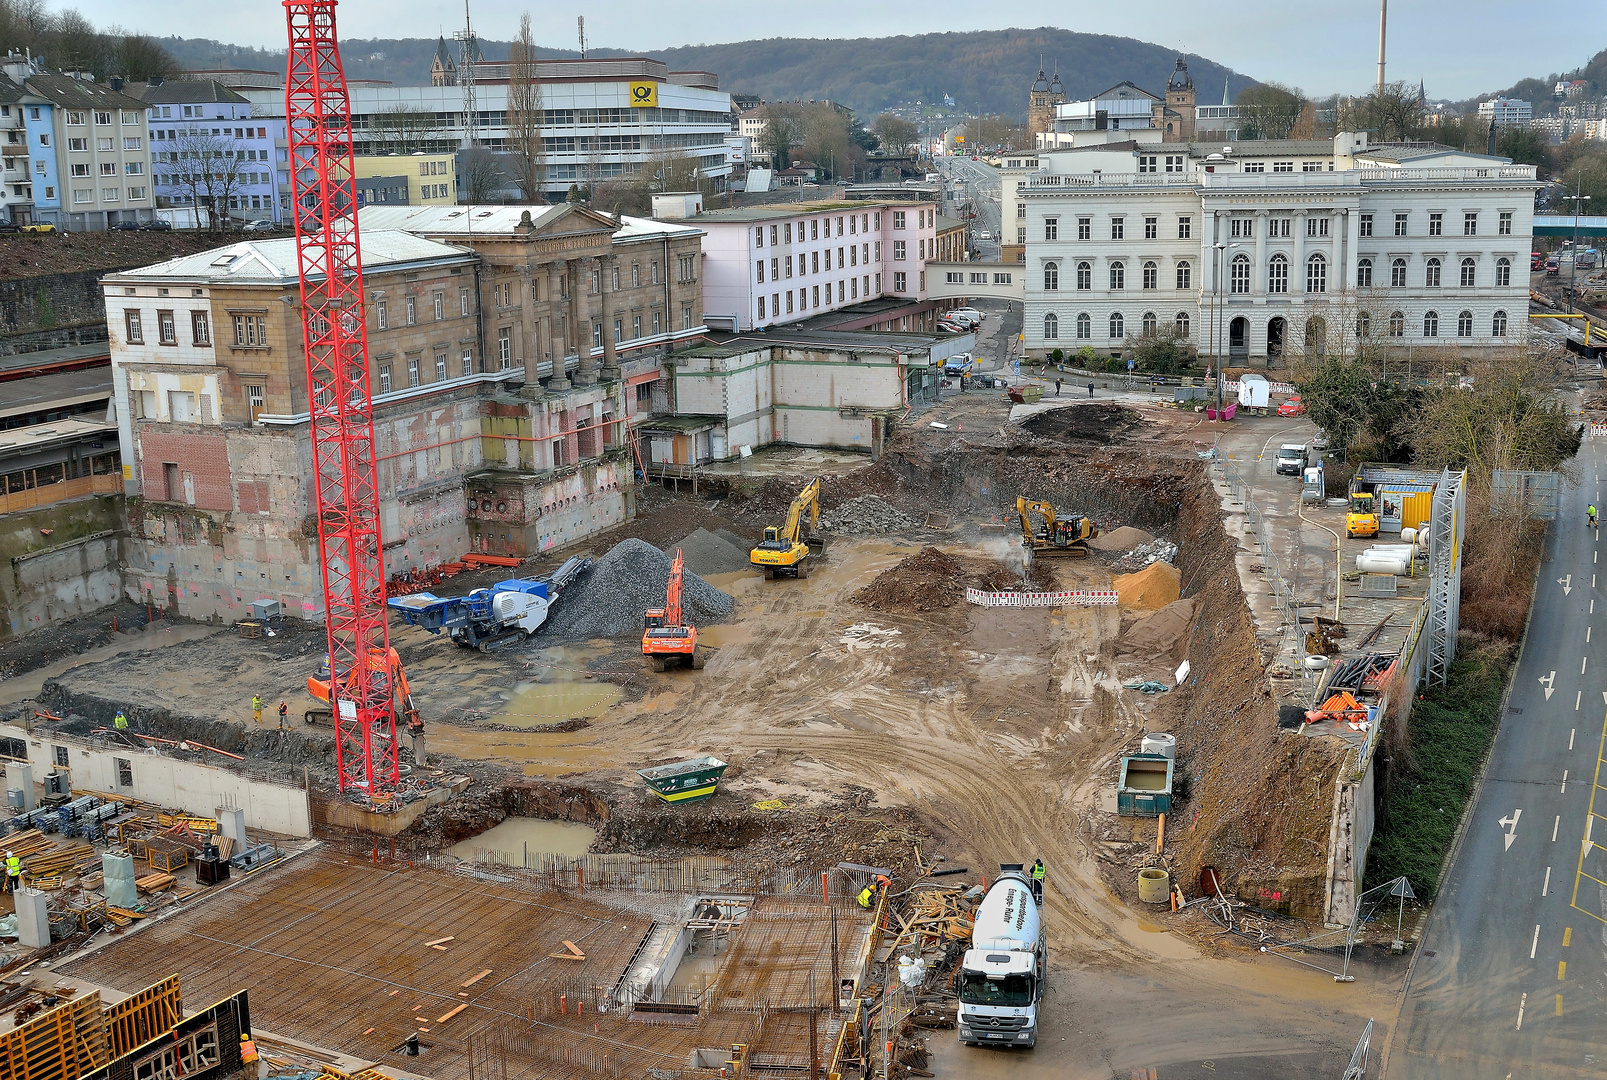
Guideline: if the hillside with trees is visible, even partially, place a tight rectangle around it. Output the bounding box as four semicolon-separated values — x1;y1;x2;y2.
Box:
1457;43;1607;116
151;26;1254;120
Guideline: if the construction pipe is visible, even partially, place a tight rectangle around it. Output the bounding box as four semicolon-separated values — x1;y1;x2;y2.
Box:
1156;813;1167;854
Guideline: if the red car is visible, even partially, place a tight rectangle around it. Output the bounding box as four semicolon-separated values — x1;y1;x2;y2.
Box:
1277;396;1306;417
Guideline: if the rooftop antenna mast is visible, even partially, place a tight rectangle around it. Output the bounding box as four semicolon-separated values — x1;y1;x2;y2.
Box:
578;17;587;60
454;0;478;147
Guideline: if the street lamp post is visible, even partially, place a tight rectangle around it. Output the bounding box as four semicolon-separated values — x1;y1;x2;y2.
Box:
1564;188;1590;313
1212;242;1241;412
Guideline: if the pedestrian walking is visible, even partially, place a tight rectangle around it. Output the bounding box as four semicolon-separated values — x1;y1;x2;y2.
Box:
1087;381;1095;397
278;701;289;730
1031;858;1046;904
1590;503;1598;528
113;710;128;731
251;694;263;724
1054;379;1062;397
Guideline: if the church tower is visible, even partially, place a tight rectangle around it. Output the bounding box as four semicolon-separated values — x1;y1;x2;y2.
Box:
1164;55;1196;142
431;36;458;87
1028;66;1054;141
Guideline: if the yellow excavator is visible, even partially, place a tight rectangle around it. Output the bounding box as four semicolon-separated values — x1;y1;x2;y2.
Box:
1018;496;1099;562
750;477;826;579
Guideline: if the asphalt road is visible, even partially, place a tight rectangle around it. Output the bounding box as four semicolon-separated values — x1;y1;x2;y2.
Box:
935;155;1001;255
1390;435;1607;1077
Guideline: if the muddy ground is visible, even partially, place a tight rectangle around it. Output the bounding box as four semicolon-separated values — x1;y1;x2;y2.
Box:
5;388;1350;963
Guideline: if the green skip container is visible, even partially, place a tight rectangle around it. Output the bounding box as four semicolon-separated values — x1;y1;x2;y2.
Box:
637;755;729;804
1117;754;1174;817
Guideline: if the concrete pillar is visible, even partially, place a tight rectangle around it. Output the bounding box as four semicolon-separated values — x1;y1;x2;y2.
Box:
1293;210;1308;298
15;888;49;948
1253;211;1269;297
599;256;620;380
546;261;571;391
6;762;34;813
519;266;540;387
216;806;246;846
575;257;601;387
1345;207;1361;293
103;850;137;909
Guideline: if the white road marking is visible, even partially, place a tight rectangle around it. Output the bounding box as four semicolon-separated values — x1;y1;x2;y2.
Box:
1541;671;1557;698
1572;728;1578;750
1577;691;1583;711
1501;809;1523;850
1517;992;1527;1030
1584;656;1589;674
1590;627;1595;642
1545;866;1553;895
1563;771;1569;793
1561;574;1574;594
1554;815;1561;841
1532;923;1541;958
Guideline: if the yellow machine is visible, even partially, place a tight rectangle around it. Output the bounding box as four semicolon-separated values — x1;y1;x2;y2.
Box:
1018;496;1099;562
750;478;826;579
1346;491;1380;539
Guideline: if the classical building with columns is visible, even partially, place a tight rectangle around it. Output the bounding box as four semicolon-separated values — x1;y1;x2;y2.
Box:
102;205;705;623
1020;131;1539;366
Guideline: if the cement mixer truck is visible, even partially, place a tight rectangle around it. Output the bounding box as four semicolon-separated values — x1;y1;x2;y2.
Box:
956;865;1046;1048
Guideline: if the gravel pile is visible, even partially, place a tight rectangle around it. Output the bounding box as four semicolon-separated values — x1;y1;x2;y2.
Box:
821;496;916;534
1111;539;1180;572
541;538;736;639
667;528;754;577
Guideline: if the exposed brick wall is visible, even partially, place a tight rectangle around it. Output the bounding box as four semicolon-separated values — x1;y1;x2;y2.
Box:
136;430;232;511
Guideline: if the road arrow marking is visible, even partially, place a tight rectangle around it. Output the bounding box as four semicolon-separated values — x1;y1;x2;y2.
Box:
1540;671;1557;699
1560;574;1573;595
1500;809;1523;850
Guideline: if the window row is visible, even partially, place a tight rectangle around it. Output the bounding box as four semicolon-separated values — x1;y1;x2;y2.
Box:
1043;214;1192;242
123;309;211;347
756;244;881;282
1042;311;1191;340
1356;256;1512;289
1357;210;1514;238
1358;309;1512;338
755;274;910;320
1043;260;1192;291
754;210;899;247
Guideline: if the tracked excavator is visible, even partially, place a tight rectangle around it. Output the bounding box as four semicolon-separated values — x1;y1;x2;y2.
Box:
750;477;826;579
642;549;706;671
305;648;422;745
1017;496;1099;563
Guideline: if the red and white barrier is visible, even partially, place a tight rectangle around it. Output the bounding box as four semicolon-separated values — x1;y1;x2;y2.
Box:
1590;421;1607;438
965;588;1120;607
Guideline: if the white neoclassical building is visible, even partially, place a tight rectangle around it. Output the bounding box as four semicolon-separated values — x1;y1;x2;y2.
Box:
1020;131;1539;366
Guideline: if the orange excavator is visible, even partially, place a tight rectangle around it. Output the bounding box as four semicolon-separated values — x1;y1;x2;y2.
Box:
643;549;705;672
305;647;423;738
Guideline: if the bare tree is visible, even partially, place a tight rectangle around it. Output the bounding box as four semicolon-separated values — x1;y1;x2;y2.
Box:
163;129;250;229
1335;82;1423;142
458;147;504;203
368;104;436;155
1236;82;1308;140
505;13;545;202
106;28;176;82
756;103;803;169
872;114;918;157
0;0;49;53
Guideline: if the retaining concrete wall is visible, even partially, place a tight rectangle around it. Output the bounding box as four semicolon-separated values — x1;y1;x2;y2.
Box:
1;496;126;641
0;724;311;836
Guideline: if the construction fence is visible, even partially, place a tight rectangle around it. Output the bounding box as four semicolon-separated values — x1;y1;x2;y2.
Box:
964;588;1119;607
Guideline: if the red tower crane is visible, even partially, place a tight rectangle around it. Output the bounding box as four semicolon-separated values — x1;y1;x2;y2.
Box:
284;0;397;794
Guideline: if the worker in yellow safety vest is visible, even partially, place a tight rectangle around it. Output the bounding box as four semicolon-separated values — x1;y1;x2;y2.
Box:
1031;858;1046;903
856;874;892;909
113;711;128;731
4;852;20;894
251;695;263;723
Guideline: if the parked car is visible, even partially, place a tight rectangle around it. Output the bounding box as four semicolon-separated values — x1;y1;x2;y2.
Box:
1277;396;1306;417
0;221;20;234
139;220;172;231
943;353;976;376
976;230;993;241
936;321;967;334
242;220;277;234
20;222;56;233
951;307;985;325
109;221;141;231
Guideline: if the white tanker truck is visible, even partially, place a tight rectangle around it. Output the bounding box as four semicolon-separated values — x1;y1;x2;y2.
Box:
956;864;1046;1048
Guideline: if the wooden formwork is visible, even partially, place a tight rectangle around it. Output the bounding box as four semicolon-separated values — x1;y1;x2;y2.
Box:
105;974;182;1058
0;993;107;1080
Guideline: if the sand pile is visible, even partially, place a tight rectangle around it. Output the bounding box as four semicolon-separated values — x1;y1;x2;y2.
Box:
668;528;754;577
1088;525;1155;551
1117;598;1196;660
541;538;735;638
853;547;968;612
1113;560;1181;611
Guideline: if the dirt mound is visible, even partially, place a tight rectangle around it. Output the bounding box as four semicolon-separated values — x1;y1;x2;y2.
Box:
1117;598;1196;660
821;495;916;534
667;528;753;577
541;538;735;638
1019;403;1142;444
1087;525;1155;551
853;547;968;612
1113;559;1181;611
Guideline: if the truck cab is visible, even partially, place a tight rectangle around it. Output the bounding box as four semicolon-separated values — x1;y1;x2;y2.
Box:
1275;443;1307;476
957;868;1045;1048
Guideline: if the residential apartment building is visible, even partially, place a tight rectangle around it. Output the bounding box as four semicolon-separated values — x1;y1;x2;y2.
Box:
998;154;1040;263
0;73;29;225
1020;132;1537;366
666;201;941;332
354;153;457;207
12;70;154;229
1478;97;1533;127
128;78;280;224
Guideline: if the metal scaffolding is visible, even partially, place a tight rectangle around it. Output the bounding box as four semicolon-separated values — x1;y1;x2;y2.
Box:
1425;468;1466;685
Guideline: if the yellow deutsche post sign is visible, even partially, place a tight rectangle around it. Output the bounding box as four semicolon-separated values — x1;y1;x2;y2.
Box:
629;81;658;108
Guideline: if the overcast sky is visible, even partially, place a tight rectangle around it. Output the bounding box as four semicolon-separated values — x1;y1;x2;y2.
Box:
76;1;1607;100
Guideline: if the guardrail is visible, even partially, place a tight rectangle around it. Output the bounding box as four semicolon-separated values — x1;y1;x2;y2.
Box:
965;588;1119;607
0;473;120;515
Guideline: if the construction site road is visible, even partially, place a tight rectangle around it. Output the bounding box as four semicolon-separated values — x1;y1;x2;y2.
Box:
1390;434;1607;1078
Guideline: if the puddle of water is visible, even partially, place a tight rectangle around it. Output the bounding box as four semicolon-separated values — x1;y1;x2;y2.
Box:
448;817;598;861
492;679;622;727
702;570;763;593
1135;916;1169;933
696;624;753;648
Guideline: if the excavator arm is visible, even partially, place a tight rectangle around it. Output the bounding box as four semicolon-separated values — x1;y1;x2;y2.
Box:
665;550;684;629
1017;497;1054;543
780;477;822;545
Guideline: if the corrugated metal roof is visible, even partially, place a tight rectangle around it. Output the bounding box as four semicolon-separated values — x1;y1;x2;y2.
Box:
103;230;474;285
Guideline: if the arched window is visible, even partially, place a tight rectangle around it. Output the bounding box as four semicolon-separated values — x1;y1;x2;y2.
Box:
1109;312;1124;339
1457;310;1473;337
1230;253;1250;294
1423;310;1439;337
1357;311;1371;338
1459;257;1476;287
1388;310;1405;337
1306;253;1327;294
1493;309;1509;336
1391;258;1407;287
1043;313;1059;339
1496;257;1511;287
1268;253;1288;294
1357;258;1373;288
1076;261;1091;290
1142;311;1158;335
1425;258;1441;287
1109;261;1125;290
1043;262;1059;291
1142;261;1158;290
1175;311;1191;335
1175;261;1191;289
1076;312;1091;338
